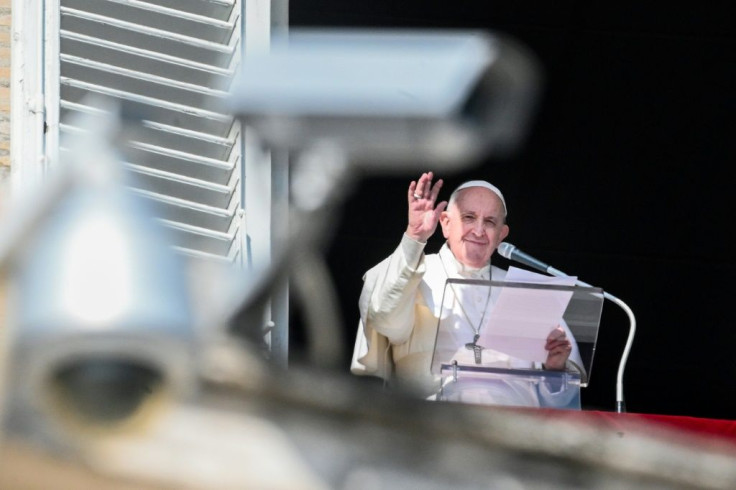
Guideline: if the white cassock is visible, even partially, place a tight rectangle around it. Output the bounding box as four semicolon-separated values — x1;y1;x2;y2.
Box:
351;234;583;408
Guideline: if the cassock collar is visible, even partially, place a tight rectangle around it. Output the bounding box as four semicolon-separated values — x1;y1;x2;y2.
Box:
439;242;491;280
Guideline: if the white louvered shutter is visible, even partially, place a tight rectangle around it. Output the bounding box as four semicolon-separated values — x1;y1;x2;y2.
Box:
57;0;245;264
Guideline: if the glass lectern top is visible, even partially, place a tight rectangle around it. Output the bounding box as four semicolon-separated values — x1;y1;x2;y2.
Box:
430;278;603;387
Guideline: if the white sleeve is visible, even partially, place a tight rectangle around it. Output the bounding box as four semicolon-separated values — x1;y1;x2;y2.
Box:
350;234;427;379
360;233;427;344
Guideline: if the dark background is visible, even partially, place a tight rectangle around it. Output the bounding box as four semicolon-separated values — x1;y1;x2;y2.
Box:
287;1;735;419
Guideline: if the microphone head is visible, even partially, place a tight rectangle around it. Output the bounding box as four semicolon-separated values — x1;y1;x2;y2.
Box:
497;242;515;259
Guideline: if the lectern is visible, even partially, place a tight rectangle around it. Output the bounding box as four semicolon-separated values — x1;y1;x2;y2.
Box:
430;279;603;409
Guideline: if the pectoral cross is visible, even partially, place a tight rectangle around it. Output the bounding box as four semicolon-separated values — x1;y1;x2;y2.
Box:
465;334;483;364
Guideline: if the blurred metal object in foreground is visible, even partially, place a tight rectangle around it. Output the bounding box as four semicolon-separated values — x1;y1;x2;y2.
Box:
0;105;327;488
229;28;541;169
0;106;196;450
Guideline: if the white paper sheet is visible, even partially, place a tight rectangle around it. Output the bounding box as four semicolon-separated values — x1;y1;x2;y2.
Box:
479;266;576;362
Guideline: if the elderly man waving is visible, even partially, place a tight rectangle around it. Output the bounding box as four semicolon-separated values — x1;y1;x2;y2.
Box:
351;172;582;408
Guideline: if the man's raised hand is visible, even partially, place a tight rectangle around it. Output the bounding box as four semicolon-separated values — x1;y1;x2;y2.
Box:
406;172;448;243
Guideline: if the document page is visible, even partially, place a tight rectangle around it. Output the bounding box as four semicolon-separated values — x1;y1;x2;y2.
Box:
480;266;576;362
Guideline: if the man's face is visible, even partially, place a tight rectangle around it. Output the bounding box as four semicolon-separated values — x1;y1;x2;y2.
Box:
439;187;509;268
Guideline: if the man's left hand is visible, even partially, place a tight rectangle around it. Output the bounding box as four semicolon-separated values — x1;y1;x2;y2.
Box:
544;326;572;371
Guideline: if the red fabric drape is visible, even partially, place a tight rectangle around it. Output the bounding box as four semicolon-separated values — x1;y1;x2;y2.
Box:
511;408;736;448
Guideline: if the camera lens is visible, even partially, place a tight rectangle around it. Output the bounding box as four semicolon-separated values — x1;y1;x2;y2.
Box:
50;358;163;425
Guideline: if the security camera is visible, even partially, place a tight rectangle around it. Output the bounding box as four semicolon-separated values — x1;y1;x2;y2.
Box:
50;357;162;424
1;110;197;443
227;28;541;169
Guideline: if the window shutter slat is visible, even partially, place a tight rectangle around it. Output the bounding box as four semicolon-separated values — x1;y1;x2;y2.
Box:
58;0;243;263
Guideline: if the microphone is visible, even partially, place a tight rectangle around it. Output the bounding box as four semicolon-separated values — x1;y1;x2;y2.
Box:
496;241;636;414
496;242;565;277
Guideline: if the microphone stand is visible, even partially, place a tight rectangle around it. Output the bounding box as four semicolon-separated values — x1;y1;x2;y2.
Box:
545;264;635;414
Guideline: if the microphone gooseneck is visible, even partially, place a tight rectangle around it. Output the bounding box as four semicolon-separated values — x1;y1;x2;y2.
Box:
497;241;636;414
